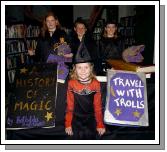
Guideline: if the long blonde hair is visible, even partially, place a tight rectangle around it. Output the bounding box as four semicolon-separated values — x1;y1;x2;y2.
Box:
70;63;96;80
41;12;61;37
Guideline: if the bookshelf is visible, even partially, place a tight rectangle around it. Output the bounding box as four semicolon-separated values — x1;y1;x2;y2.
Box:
5;24;40;83
26;25;40;50
92;19;105;48
119;16;136;48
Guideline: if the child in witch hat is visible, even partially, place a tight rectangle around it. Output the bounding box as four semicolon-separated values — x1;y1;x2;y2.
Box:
65;40;106;139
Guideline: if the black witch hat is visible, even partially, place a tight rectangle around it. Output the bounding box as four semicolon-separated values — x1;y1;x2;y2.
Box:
74;37;92;64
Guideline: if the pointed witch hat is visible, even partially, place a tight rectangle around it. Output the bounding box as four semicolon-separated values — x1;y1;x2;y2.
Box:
74;36;92;64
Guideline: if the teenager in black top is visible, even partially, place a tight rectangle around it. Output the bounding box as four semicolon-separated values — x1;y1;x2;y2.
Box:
28;11;72;63
69;18;102;75
99;21;125;62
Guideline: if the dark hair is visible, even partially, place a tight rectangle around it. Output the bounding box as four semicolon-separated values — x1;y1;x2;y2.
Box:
105;20;118;27
74;17;88;29
103;20;118;38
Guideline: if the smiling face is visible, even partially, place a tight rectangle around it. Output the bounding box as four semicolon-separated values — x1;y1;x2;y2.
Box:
105;23;117;37
46;15;58;32
74;23;87;39
75;63;91;81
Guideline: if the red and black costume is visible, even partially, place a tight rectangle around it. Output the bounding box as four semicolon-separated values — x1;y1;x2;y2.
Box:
65;79;105;139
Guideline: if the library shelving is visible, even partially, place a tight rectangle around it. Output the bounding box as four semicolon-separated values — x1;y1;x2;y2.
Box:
5;23;40;83
119;16;136;48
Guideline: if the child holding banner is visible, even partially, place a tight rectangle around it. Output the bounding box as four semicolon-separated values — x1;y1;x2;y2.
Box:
65;40;105;139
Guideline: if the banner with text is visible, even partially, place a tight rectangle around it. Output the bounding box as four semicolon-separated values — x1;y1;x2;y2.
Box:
6;63;57;129
104;69;149;126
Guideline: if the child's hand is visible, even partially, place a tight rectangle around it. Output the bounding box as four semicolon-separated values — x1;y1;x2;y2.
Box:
65;127;73;136
97;128;106;136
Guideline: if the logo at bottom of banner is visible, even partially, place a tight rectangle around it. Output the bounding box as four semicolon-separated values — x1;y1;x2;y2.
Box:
104;70;149;126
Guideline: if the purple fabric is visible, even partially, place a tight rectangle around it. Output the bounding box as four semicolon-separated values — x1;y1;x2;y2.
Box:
109;73;145;122
57;63;69;81
47;43;72;63
47;54;72;63
124;45;145;63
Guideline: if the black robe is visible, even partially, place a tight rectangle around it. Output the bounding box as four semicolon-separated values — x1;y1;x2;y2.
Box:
99;36;125;61
33;29;67;63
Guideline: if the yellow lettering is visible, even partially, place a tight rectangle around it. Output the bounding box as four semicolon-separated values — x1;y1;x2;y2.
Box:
30;101;37;110
45;100;51;110
27;79;33;87
38;78;45;87
22;103;29;111
27;90;33;98
16;79;22;87
39;101;44;110
45;78;50;87
14;102;23;111
14;100;52;111
34;90;37;96
34;78;40;86
26;90;37;99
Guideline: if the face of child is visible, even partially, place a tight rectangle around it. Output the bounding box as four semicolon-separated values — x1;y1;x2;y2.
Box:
74;23;87;38
75;63;91;81
46;16;58;32
105;24;117;37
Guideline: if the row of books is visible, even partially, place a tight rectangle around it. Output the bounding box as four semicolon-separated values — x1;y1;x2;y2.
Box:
6;24;40;38
26;25;40;37
119;27;135;37
7;70;16;84
119;16;136;27
5;24;26;38
6;24;40;84
6;53;28;70
93;27;103;34
6;40;26;55
92;34;101;41
26;39;38;50
124;37;136;46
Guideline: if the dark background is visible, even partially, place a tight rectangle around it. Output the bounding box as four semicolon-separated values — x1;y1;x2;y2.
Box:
5;5;155;65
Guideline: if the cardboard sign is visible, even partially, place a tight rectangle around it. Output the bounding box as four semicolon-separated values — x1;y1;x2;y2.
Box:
6;63;57;129
104;69;149;126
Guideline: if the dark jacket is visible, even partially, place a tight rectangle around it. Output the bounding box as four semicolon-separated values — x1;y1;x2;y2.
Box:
69;32;102;74
99;36;125;61
33;29;67;63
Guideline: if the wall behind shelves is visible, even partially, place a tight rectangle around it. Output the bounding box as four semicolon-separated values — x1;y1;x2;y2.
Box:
135;5;155;65
5;5;73;28
118;5;136;22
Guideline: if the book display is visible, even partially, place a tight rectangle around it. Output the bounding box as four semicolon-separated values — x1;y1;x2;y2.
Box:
5;24;40;83
93;19;104;40
26;25;40;50
119;16;136;48
106;59;155;74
